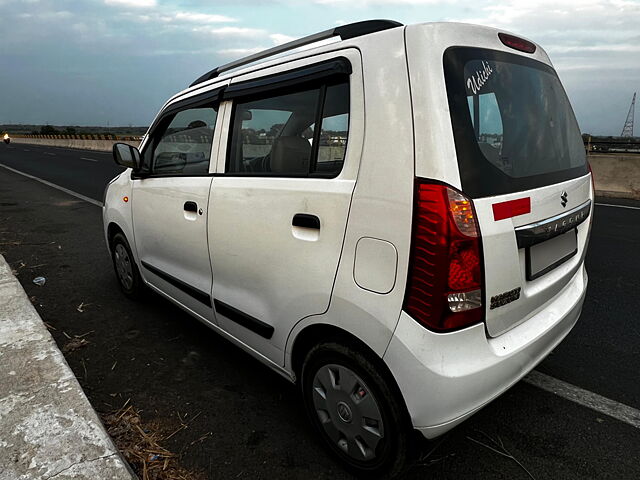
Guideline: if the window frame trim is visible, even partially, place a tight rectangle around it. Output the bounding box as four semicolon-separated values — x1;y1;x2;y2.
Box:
222;57;351;100
222;71;350;179
136;87;224;179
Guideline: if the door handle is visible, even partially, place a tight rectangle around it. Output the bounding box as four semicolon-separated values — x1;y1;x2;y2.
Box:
292;213;320;230
184;201;198;213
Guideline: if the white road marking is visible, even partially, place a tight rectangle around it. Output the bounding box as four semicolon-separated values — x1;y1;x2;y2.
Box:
595;202;640;210
525;371;640;429
44;152;56;156
0;163;103;207
80;157;99;162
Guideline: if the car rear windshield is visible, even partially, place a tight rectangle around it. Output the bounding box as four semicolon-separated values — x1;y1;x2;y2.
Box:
443;47;588;198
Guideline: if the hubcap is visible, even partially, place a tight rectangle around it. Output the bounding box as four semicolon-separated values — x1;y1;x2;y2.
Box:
114;243;134;290
337;402;352;423
311;364;384;462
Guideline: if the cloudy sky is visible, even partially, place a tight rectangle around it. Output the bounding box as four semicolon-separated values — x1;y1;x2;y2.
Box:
0;0;638;135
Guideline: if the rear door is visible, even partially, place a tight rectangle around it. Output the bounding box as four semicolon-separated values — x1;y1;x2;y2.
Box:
442;46;592;336
208;52;362;365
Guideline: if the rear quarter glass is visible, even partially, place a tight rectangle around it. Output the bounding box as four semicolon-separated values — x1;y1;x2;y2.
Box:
443;47;588;199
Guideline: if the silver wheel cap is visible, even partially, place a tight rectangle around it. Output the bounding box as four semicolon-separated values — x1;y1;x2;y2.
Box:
312;364;384;462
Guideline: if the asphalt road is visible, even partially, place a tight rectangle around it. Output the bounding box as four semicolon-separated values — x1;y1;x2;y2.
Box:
1;143;639;479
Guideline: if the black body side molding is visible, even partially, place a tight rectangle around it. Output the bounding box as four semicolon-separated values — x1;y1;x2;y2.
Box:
214;299;274;339
141;261;212;307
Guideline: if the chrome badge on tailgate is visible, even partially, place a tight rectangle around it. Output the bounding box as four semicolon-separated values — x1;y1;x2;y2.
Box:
515;201;591;249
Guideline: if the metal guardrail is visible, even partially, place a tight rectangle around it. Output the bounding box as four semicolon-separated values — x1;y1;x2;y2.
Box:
584;136;640;154
13;134;143;141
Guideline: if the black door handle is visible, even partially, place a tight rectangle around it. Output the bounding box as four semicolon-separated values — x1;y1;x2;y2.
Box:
292;213;320;230
184;201;198;213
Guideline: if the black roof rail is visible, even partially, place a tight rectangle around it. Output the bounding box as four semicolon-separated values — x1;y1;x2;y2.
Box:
189;19;402;88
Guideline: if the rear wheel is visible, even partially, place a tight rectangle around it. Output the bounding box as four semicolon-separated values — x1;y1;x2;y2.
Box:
301;342;414;478
110;232;143;299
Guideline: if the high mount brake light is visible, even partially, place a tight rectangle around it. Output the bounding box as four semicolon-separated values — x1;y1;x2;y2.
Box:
404;181;485;332
498;32;536;54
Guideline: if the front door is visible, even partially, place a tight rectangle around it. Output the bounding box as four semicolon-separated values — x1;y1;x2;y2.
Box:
132;99;219;321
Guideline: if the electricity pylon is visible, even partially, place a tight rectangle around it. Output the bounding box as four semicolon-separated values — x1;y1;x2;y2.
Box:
621;92;635;137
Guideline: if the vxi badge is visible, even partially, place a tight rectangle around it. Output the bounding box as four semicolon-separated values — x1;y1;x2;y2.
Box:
490;287;521;310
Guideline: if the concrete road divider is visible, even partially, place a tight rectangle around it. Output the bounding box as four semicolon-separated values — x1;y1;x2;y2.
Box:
589;153;640;199
10;136;139;152
0;255;136;480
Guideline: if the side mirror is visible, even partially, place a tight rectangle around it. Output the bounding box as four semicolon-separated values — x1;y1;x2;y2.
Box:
113;143;141;170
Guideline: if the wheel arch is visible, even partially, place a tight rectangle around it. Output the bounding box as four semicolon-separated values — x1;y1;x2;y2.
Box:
107;222;126;249
289;323;412;426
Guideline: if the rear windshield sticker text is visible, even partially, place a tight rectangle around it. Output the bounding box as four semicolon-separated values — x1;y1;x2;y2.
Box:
466;61;494;95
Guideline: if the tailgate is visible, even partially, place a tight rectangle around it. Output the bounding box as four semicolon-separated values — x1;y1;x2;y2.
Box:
474;175;592;336
439;39;592;336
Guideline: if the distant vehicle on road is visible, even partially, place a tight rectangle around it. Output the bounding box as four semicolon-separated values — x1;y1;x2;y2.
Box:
103;20;593;478
3;133;9;144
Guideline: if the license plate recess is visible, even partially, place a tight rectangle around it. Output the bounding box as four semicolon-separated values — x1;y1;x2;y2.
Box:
526;229;577;280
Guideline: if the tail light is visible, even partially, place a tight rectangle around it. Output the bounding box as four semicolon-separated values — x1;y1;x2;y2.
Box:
403;180;484;332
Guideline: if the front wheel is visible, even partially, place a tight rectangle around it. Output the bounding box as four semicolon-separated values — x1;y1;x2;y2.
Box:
301;342;414;478
110;232;143;299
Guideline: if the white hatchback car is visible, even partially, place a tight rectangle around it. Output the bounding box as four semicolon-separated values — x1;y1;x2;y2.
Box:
104;20;592;477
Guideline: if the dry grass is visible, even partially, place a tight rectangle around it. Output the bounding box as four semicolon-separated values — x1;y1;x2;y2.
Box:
102;402;204;480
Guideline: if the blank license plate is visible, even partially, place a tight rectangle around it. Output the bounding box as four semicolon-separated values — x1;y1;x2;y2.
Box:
526;229;577;280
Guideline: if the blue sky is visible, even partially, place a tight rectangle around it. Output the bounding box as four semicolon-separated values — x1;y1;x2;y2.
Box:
0;0;638;135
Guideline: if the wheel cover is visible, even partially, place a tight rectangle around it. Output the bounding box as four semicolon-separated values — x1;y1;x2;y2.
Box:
114;243;134;290
312;364;385;463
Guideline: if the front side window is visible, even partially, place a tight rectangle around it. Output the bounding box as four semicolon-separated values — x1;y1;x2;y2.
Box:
150;106;218;175
227;78;349;177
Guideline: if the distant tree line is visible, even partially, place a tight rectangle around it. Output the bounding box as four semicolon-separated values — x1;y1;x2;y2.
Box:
0;124;148;136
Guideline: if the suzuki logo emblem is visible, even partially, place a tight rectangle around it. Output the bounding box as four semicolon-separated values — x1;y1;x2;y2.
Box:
560;191;568;207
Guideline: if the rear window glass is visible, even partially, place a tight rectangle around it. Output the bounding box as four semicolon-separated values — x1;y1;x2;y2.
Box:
444;47;588;198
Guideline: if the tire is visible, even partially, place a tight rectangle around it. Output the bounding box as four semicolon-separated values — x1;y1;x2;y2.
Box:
301;342;415;478
110;232;143;299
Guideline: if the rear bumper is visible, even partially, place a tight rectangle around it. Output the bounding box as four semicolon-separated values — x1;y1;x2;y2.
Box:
383;264;587;439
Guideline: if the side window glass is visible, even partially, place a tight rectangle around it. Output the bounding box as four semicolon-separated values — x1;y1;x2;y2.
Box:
226;77;350;178
152;106;217;175
228;89;320;175
313;82;349;175
467;93;504;171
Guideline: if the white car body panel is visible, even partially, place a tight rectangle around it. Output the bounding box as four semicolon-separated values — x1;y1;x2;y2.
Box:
383;265;586;437
132;176;215;322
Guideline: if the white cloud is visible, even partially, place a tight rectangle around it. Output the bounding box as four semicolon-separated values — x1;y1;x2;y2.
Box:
173;12;236;24
269;33;295;45
448;0;640;134
201;26;267;38
218;47;265;58
104;0;156;8
315;0;448;3
456;0;640;38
